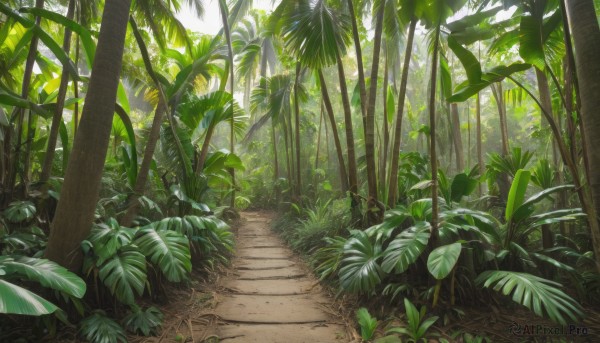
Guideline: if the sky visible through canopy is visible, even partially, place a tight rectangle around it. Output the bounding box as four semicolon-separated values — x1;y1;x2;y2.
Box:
177;0;277;35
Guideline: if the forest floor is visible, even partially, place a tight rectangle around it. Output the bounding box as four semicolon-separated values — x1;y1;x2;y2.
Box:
130;211;358;342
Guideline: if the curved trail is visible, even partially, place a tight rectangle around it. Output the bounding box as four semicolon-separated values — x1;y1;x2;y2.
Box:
212;211;350;342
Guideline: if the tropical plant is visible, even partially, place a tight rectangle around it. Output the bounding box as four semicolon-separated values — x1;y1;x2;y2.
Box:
385;298;439;342
356;307;379;341
80;311;127;343
0;255;86;315
122;305;163;336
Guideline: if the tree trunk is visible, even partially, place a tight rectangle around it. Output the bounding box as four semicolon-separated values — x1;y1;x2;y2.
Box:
451;103;464;172
346;0;367;125
380;54;390;194
73;36;80;136
565;0;600;271
490;83;509;156
8;0;45;198
120;99;166;227
319;70;348;192
535;67;557;247
196;124;217;173
218;0;236;208
337;55;358;194
429;25;441;231
388;17;416;207
476;93;484;195
40;0;76;187
294;62;302;196
45;0;132;271
365;0;385;224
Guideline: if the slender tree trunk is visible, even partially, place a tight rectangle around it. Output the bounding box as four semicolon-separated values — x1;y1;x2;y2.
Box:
476;93;484;196
429;25;441;232
565;0;600;270
196;125;217;173
346;0;367;126
365;0;385;224
491;82;509;156
218;0;235;208
293;62;302;196
388;17;416;207
120;99;166;227
45;0;133;271
561;0;591;185
380;54;390;194
315;101;324;170
272;120;279;181
451;103;464;171
535;67;557;247
40;0;76;187
73;37;80;136
8;0;45;198
337;56;358;194
319;70;348;192
283;116;293;193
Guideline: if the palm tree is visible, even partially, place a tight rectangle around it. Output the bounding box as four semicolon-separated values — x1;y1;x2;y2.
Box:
564;0;600;270
364;0;386;224
120;28;217;227
387;2;418;206
218;0;237;208
45;0;133;271
274;0;354;195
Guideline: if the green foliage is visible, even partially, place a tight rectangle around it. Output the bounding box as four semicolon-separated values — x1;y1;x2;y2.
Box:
505;169;530;222
427;243;462;280
0;256;86;315
339;231;383;293
385;298;439;342
3;201;36;224
487;148;534;179
122;305;163;336
80;311;127;343
356;307;378;341
135;228;191;282
476;271;584;325
98;247;147;305
531;159;555;189
381;222;430;274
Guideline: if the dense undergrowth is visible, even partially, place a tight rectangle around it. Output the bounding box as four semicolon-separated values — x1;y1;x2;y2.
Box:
270;150;600;342
0;174;236;342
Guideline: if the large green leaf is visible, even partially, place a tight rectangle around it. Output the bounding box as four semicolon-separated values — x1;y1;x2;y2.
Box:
450;173;477;203
519;15;545;69
98;247;147;305
339;231;383;293
505;169;530;222
86;219;136;265
2;256;86;298
80;311;127;343
381;222;431;273
476;271;584;325
135;228;191;282
448;63;531;102
0;279;59;315
427;243;462;280
447;35;481;84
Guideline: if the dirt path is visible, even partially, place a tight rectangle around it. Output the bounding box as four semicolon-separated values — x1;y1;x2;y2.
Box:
210;211;351;342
